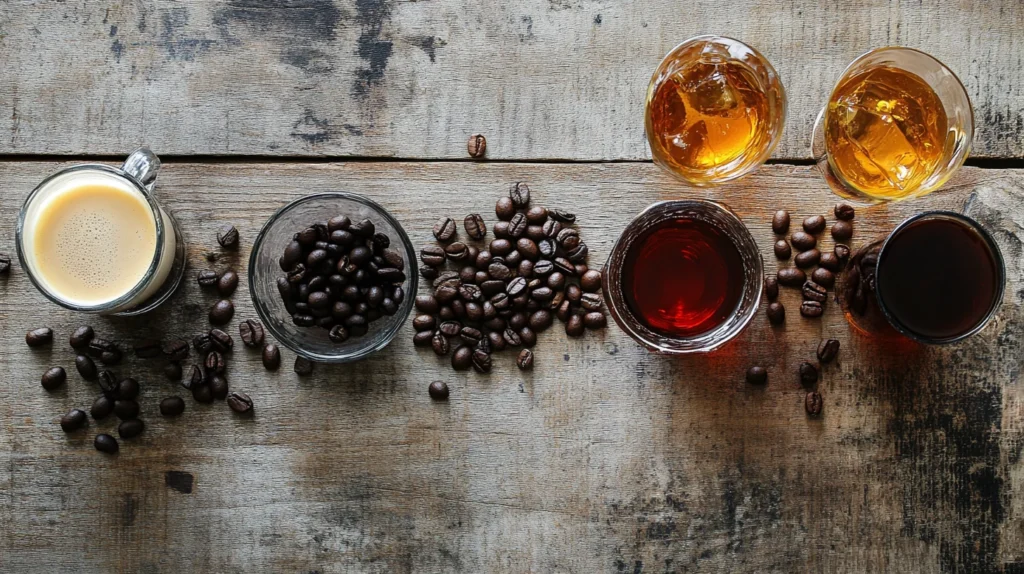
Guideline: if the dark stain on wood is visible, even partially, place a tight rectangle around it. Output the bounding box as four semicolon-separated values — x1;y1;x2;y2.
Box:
352;0;393;97
409;35;439;63
122;493;137;528
282;46;334;74
292;110;332;144
160;7;215;61
165;470;194;494
214;0;342;43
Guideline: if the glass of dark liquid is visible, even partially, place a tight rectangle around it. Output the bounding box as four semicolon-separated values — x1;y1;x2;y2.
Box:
603;200;764;353
839;211;1005;343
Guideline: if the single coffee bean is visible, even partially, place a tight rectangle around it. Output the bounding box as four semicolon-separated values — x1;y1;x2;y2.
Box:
218;270;239;296
206;375;228;400
831;220;853;241
525;205;548;224
834;203;856;221
239;319;265;348
91;395;114;420
772;210;790;234
464;213;487;240
565;314;585;337
531;260;553;277
61;409;88;432
416;296;440;316
516;238;539;261
486;330;506;352
413;330;435;347
198;270;220;287
420;246;446;267
817;339;841;363
217;225;240;248
185;364;204;390
467;133;487;158
160;396;185;416
515;348;534;370
261;344;281;370
325;324;348;344
428;380;450;400
529;309;554;332
227;392;254;413
445;242;470;262
41;367;66;391
818;252;841;272
496;197;516;220
536;239;555;259
349;218;375;238
458;283;482;302
97;370;118;399
509;181;531;207
492;220;511;238
94;433;119;454
118;418;145;439
73;354;98;380
774;239;792;260
583;311;606;329
549;209;576;223
519;326;537;347
164;361;183;381
805;391;823;416
764;276;779;300
542;219;561;239
459;265;476;284
803;215;826;234
294;356;314;376
459;326;483;346
790;231;816;251
471;348;492;373
557;227;580;250
795;249;821;268
553;257;575;276
209;328;234;351
372;232;391;254
437;321;460;337
811;267;835;288
26;327;53;347
746;366;767;384
429;330;449;356
163;339;190;361
799;362;819;385
204;351;226;375
69;326;94;350
209;300;235;325
531;287;554;302
452;345;473;370
327;215;351;232
116;378;140;400
777;268;806;287
413;314;436;332
545;272;565;292
800;300;824;318
133;339;162;359
802;281;828;302
490;239;513;256
767;302;786;324
286;263;308;285
100;350;122;365
114;399;140;420
580;292;603;311
580;270;602;292
192;383;214;403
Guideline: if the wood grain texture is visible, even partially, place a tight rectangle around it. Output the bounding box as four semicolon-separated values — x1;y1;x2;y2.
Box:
0;1;1022;160
0;161;1021;572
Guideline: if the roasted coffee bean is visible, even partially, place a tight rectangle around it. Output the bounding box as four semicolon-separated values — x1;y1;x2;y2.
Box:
437;320;461;337
803;215;826;234
41;367;66;391
533;259;554;276
420;246;446;267
91;395;114;420
325;324;348;344
445;242;470;262
459;283;482;302
764;276;779;300
371;232;391;253
811;267;835;288
459;265;476;284
459;326;483;346
541;219;562;239
772;210;790;234
466;133;487;158
562;285;581;305
296;227;318;246
818;252;841;272
502;277;524;298
553;257;575;276
69;326;95;350
471;348;492;373
791;231;816;251
164;361;182;381
492;221;511;238
545;271;566;292
348;245;371;266
204;351;226;375
537;239;556;259
133;339;161;359
516;238;539;261
805;392;823;416
557;227;580;250
746;366;767;384
546;208;574;224
160;396;185;416
413;314;437;332
413;330;435;349
509;181;531;207
381;249;405;272
61;409;88;432
566;242;589;263
117;378;140;400
525;206;548;224
217;225;240;248
531;287;554;302
580;292;603;311
579;269;602;293
286;263;308;285
777;268;806;287
800;300;824;318
209;329;234;351
518;326;536;347
294;356;314;376
817;339;841;363
583;311;606;329
114;400;139;420
118;418;145;439
509;312;528;330
831;220;853;241
515;260;533;279
795;249;821;268
495;197;516;221
799;362;819;385
529;309;553;332
490;239;513;256
451;345;473;370
97;372;117;397
238;319;265;348
484;330;505;352
192;383;214;403
565;314;585;337
524;225;544;242
208;375;229;399
496;327;520;347
0;254;9;275
463;213;487;240
198;270;220;287
209;300;234;325
802;281;828;303
834;203;856;221
184;364;204;389
423;381;449;403
260;343;281;371
100;350;122;365
834;244;851;262
95;433;119;454
349;218;375;238
227;392;254;414
429;330;449;356
217;270;239;296
767;302;785;324
26;327;53;347
774;239;792;260
163;339;190;361
72;354;97;380
415;295;439;315
327;215;351;232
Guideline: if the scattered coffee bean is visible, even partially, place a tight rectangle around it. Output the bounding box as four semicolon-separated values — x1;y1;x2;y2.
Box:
114;399;140;420
91;396;114;420
805;391;823;416
239;319;265;347
790;231;816;251
294;356;314;376
583;311;606;329
204;351;226;375
799;361;819;385
118;419;145;439
764;276;779;300
509;182;531;207
817;339;841;363
471;348;492;373
767;302;785;324
70;326;95;350
774;239;792;260
519;327;538;347
831;220;853;241
117;378;140;400
467;134;486;158
413;330;434;347
772;210;790;234
445;242;470;261
777;268;806;287
41;367;66;391
580;292;603;311
209;300;234;325
514;348;533;370
803;215;826;234
496;197;515;220
160;396;185;416
261;344;281;370
134;339;162;359
795;249;821;268
94;433;119;454
186;365;204;390
198;270;220;287
164;361;183;381
163;339;190;361
209;328;234;351
192;383;214;403
421;246;446;266
452;345;473;370
413;314;437;332
428;381;450;400
208;375;229;399
746;366;767;384
218;270;239;296
26;327;53;347
834;244;851;262
800;300;824;318
432;331;449;356
834;203;855;221
580;270;602;292
227;392;253;413
802;280;828;302
97;371;118;399
819;252;841;272
811;268;835;288
464;214;487;240
565;314;585;337
217;225;240;249
61;409;88;432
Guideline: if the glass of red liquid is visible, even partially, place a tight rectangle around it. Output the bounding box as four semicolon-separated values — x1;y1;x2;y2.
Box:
603;200;764;353
838;211;1005;344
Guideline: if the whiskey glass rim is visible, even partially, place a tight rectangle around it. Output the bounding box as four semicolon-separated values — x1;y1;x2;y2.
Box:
602;199;763;354
14;163;166;314
874;211;1005;344
645;35;787;186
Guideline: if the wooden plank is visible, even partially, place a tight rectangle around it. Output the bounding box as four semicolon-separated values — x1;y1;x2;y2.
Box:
0;161;1021;572
0;1;1022;160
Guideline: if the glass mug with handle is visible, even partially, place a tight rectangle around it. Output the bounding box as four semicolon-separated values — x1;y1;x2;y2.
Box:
16;147;187;315
812;47;974;202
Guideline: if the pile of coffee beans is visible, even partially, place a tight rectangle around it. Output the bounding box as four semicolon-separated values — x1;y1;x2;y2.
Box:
414;182;607;375
275;215;407;344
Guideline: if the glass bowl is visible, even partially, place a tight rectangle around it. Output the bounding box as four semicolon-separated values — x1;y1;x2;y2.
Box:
249;193;418;363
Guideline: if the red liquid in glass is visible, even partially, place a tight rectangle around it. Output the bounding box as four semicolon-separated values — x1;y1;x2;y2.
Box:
623;218;745;338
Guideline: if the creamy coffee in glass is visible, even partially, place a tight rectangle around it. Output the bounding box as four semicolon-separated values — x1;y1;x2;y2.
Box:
16;148;186;315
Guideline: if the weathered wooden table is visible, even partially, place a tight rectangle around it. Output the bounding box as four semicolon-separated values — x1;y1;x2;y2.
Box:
1;2;1022;572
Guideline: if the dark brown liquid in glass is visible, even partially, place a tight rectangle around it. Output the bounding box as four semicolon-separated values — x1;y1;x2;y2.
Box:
622;218;744;338
877;218;999;340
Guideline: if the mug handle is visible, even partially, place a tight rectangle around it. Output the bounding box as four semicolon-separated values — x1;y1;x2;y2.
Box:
121;146;161;192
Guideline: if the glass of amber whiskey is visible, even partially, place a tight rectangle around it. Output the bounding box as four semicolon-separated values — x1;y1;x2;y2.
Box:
812;47;974;202
645;35;786;186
